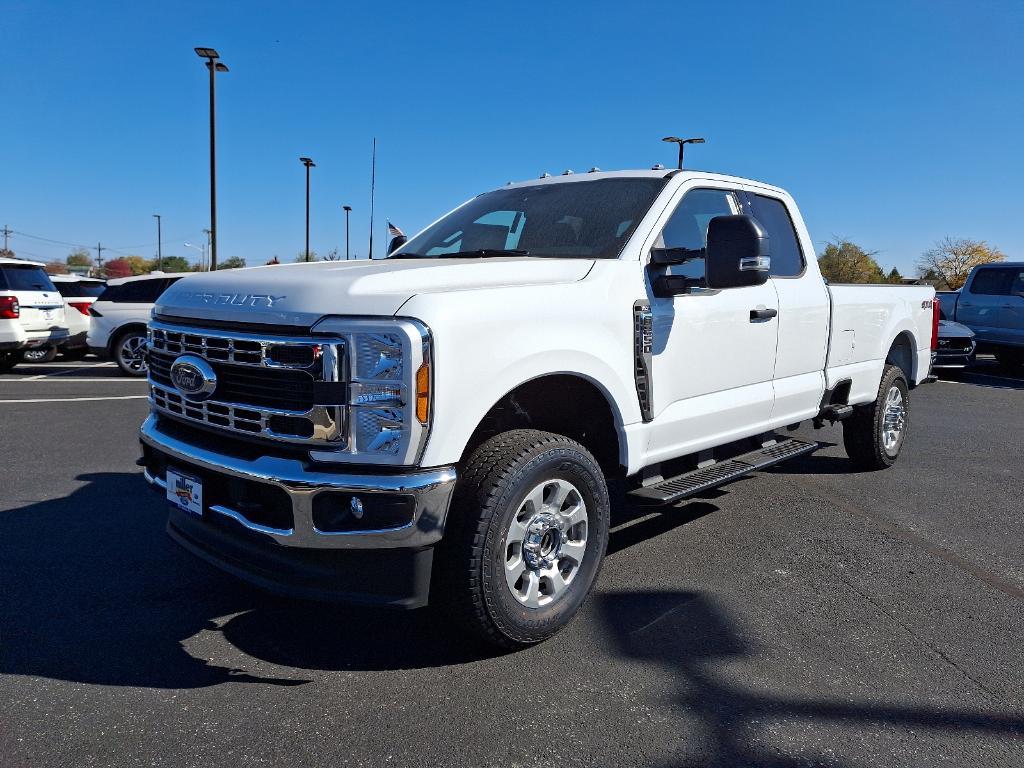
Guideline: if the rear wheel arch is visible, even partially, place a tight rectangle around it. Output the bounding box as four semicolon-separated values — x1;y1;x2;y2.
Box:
886;331;917;384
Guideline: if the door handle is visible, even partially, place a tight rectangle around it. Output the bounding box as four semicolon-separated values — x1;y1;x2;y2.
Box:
750;307;778;321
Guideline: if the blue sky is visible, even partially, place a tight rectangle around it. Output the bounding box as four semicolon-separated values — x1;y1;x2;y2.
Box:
1;0;1021;273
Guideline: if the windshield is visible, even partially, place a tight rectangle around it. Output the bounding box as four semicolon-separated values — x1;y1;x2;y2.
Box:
0;264;57;292
395;177;667;260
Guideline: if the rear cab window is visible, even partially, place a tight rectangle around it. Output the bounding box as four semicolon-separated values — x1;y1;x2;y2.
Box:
0;264;57;292
55;281;106;298
968;267;1024;296
745;194;805;277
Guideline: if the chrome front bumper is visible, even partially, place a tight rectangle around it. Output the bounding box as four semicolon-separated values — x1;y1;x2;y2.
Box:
139;414;457;550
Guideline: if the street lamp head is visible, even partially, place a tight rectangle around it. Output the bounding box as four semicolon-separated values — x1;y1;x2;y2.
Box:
299;157;316;168
194;47;220;59
214;62;229;72
343;205;352;212
684;137;706;145
662;136;682;143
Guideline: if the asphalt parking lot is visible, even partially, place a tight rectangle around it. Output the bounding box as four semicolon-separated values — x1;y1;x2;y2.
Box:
1;358;1022;767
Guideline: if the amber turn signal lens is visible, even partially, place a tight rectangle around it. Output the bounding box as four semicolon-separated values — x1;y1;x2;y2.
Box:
415;362;430;424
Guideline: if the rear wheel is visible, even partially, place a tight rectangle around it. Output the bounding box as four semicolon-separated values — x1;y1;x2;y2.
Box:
20;346;57;364
114;329;148;376
995;348;1024;370
438;429;610;649
843;364;909;470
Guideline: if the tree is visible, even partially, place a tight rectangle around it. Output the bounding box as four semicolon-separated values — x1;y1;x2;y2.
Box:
157;256;191;273
104;257;133;279
916;237;1006;290
0;247;14;259
66;248;93;268
294;251;317;263
886;267;903;284
817;238;885;283
45;261;69;275
217;256;247;270
918;268;950;291
266;256;280;265
321;248;341;261
125;255;152;275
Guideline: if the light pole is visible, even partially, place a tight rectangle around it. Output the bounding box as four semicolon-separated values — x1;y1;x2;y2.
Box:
661;136;705;170
152;214;162;271
342;205;352;260
202;228;211;271
184;242;206;271
195;47;228;270
300;157;316;262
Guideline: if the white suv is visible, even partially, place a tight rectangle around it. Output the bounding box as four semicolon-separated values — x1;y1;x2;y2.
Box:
48;274;106;361
0;258;68;373
88;272;189;375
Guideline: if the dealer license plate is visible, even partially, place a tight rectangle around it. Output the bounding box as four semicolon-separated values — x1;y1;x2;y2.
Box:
166;468;203;517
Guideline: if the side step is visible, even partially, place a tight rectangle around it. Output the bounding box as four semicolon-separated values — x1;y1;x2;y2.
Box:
628;438;818;504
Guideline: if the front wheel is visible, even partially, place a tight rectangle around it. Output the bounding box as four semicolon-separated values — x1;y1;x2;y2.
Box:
438;429;610;649
114;330;148;376
843;364;909;470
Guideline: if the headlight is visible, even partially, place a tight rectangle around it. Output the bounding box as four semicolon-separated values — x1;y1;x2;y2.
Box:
309;317;431;465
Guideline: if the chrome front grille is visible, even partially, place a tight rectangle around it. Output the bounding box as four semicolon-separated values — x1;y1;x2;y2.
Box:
148;320;346;446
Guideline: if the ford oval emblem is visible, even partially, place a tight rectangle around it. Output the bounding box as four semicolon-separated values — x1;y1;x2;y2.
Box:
169;354;217;401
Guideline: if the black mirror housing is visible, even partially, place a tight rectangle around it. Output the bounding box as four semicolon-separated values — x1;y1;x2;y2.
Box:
388;235;408;255
705;215;771;289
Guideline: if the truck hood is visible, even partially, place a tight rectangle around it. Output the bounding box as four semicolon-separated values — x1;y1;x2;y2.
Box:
154;257;593;327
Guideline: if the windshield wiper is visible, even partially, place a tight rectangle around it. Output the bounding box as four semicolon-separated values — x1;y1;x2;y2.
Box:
453;248;530;258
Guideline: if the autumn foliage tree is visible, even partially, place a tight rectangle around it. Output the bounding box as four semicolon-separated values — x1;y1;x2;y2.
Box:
916;237;1006;290
103;257;133;279
817;238;885;283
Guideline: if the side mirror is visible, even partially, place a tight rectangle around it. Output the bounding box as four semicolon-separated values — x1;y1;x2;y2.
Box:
388;235;408;255
705;215;771;289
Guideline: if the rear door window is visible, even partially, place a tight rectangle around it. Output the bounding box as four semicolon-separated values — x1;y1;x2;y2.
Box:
746;195;805;277
0;264;57;292
55;281;106;298
110;278;171;303
968;268;1017;295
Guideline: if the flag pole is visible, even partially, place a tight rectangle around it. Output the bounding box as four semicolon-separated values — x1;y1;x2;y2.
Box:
368;137;376;260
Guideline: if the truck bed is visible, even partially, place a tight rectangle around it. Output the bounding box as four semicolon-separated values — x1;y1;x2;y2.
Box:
825;284;935;404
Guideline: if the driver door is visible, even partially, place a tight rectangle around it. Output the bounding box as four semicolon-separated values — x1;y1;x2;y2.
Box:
644;185;779;463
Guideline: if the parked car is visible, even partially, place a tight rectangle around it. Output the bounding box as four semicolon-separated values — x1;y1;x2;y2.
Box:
88;272;189;375
937;262;1024;368
933;318;976;369
138;168;937;648
0;257;68;373
48;274;106;361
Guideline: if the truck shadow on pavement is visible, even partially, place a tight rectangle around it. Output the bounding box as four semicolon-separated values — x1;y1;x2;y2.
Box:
597;590;1024;767
0;472;491;689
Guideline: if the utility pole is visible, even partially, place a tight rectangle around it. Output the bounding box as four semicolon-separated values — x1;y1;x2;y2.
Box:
343;205;352;260
203;229;212;271
1;225;10;251
152;214;162;271
95;242;104;271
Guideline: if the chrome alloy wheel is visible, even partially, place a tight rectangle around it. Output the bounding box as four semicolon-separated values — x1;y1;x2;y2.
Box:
504;478;588;609
119;334;148;374
882;385;905;453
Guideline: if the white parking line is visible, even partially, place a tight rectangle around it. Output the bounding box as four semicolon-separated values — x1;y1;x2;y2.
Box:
0;395;150;404
0;378;148;383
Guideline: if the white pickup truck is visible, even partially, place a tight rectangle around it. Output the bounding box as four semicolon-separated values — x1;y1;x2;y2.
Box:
139;169;937;648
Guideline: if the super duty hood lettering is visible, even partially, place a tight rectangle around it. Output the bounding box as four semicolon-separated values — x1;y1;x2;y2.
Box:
178;292;286;308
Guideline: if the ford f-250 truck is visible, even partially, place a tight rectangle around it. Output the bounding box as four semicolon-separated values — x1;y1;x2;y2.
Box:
139;169;937;648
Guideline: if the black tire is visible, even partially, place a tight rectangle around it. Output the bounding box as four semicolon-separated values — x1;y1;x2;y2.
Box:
437;429;610;649
843;364;909;471
60;347;89;361
0;352;17;374
994;348;1024;370
20;346;57;364
113;329;148;376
